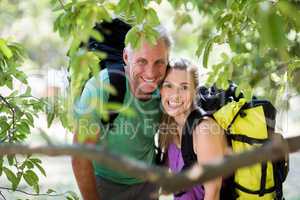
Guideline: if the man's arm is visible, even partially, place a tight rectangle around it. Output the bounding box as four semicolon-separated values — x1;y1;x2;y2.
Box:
72;130;100;200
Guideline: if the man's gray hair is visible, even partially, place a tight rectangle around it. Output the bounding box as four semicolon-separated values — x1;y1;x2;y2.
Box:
155;25;172;49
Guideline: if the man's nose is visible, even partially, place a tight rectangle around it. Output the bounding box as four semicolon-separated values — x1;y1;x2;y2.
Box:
144;65;157;78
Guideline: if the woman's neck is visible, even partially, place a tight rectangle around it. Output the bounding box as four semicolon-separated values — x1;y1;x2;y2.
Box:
175;125;183;148
174;109;191;127
173;109;192;147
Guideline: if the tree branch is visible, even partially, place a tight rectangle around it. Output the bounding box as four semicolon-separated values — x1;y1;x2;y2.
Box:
0;134;298;193
0;187;68;197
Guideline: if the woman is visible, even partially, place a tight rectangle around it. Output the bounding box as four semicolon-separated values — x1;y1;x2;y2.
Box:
159;59;227;200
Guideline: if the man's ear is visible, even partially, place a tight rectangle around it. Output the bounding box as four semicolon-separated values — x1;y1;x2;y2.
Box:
123;48;129;65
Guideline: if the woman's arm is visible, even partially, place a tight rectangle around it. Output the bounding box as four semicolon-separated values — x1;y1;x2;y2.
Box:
193;117;225;200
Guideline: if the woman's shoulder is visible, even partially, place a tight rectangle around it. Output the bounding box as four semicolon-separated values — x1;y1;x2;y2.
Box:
194;116;223;135
192;116;227;155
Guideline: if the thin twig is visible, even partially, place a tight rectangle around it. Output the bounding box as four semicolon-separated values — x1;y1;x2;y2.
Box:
0;94;15;143
6;95;41;101
0;187;68;197
58;0;66;11
0;191;7;200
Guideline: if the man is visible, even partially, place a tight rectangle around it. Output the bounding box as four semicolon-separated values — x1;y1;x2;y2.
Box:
72;25;171;200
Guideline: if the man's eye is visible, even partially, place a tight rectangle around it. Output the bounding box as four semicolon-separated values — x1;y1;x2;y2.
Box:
137;60;147;66
156;60;166;66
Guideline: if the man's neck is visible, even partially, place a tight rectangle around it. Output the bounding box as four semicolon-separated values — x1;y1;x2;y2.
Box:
125;66;153;101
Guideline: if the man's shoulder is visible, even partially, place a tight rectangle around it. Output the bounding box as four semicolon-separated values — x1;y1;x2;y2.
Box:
86;68;110;87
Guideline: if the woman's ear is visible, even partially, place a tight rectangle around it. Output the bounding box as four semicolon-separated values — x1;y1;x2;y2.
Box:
160;101;167;113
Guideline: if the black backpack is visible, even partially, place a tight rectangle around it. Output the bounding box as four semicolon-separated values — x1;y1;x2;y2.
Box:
180;83;289;200
83;18;131;126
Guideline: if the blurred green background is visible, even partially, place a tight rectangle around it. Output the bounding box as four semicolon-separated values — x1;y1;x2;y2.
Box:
0;0;299;199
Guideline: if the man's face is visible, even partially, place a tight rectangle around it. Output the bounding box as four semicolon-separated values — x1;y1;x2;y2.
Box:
123;39;169;100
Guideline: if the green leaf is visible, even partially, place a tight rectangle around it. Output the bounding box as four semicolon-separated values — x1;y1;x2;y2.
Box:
0;157;3;176
33;183;40;194
47;111;55;128
206;63;224;85
25;113;34;127
277;1;300;29
258;2;286;49
195;39;206;57
143;25;159;46
0;39;13;59
47;189;56;194
89;30;103;42
216;12;233;30
96;6;111;22
169;0;183;9
66;191;80;200
14;71;28;84
203;37;214;68
33;162;46;177
125;26;140;49
146;8;160;26
238;82;253;101
25;160;34;169
133;0;145;23
24;87;31;96
115;0;128;14
3;167;18;190
23;170;39;186
174;12;193;29
17;121;30;134
29;158;42;164
86;52;100;77
226;0;234;9
6;77;13;89
7;155;15;166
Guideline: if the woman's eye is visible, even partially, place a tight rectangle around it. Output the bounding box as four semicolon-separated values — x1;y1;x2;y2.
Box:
181;85;189;90
162;83;172;88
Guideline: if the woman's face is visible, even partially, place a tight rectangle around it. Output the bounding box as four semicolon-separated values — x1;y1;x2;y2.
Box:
160;68;196;118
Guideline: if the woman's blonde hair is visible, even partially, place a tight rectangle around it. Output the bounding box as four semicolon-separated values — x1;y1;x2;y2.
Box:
158;58;199;150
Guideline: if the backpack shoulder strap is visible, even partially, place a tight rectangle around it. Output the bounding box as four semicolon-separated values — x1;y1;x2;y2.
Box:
101;62;126;127
181;108;209;170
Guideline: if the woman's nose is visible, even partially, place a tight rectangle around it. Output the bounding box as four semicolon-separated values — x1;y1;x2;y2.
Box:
175;86;182;94
170;94;180;102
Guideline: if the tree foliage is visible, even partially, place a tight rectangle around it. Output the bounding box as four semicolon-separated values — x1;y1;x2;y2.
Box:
0;28;78;200
0;38;46;193
50;0;300;106
0;0;300;199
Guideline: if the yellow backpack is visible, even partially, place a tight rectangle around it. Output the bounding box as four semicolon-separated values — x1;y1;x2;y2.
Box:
181;83;289;200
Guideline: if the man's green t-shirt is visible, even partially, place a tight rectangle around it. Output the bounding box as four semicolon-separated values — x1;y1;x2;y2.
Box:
74;69;162;185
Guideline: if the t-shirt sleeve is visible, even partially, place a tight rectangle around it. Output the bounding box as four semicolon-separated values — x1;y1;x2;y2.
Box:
73;70;110;135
